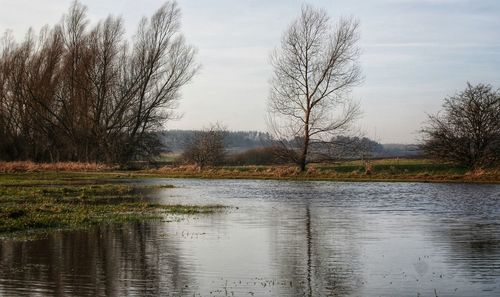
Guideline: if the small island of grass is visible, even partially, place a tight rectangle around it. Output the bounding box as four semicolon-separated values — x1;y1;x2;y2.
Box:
0;173;225;238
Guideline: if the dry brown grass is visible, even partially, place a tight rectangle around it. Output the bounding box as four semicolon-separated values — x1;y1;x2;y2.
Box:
0;161;116;173
1;161;498;183
150;165;303;178
147;164;500;183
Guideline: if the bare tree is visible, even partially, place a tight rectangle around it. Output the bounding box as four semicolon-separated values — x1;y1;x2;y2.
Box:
267;5;362;172
122;2;199;162
182;124;227;169
0;1;198;163
422;83;500;169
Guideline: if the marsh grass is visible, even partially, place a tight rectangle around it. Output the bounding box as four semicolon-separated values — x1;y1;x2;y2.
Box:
0;176;225;238
0;172;137;187
0;161;116;173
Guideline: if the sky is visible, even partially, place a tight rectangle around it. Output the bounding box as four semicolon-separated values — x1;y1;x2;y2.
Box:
0;0;499;143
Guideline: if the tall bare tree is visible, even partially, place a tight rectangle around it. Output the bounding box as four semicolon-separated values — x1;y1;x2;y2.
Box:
0;1;198;163
422;83;500;169
267;5;362;172
120;2;197;161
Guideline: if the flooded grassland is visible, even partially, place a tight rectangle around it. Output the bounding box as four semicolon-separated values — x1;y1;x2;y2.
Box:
0;173;225;238
0;174;499;296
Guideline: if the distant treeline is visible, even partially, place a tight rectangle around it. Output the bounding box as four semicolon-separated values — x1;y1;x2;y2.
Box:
161;130;274;152
161;130;421;159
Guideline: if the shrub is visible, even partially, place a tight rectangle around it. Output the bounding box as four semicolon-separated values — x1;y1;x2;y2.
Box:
226;147;283;166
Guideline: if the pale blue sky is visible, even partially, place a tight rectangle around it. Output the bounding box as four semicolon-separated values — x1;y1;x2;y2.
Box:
1;0;499;143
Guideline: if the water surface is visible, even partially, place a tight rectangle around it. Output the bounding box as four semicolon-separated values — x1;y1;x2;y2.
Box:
1;179;499;296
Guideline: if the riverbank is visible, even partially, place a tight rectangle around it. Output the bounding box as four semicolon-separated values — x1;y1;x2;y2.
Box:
0;173;225;238
0;162;498;237
145;160;500;184
1;159;499;183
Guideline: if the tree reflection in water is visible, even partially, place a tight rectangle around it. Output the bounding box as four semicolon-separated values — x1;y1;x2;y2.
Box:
0;222;192;296
269;182;364;296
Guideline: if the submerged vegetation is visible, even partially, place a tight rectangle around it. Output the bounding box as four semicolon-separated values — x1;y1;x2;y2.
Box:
0;174;225;238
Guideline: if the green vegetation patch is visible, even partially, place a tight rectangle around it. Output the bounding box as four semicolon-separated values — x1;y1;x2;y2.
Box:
0;175;224;238
317;162;467;174
0;172;134;187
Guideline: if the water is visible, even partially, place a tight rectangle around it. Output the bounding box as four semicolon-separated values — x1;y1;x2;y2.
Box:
1;179;499;296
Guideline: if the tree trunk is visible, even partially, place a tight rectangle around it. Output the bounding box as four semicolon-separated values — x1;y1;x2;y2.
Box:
299;140;308;172
299;110;311;172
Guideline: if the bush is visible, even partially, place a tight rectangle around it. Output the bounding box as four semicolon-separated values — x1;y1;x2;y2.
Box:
226;147;283;166
422;83;500;169
181;124;227;168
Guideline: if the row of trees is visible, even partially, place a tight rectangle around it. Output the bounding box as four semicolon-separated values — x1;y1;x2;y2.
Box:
267;5;499;171
0;1;198;163
1;2;497;170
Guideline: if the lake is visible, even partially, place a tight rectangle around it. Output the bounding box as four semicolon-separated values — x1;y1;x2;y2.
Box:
0;179;499;296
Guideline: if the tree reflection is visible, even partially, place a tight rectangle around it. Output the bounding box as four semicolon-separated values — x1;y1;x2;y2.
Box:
0;222;192;296
427;184;500;286
432;220;500;286
269;182;364;296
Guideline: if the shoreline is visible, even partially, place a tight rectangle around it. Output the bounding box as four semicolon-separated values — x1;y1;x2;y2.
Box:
0;169;498;238
1;169;499;185
0;174;226;239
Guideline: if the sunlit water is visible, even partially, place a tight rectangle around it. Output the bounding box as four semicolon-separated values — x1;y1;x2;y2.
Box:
1;179;499;296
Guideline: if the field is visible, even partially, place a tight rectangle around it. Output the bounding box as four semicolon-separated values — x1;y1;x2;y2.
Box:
147;158;499;183
1;159;498;183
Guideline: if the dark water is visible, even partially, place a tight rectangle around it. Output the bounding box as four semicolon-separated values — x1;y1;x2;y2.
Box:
1;180;499;296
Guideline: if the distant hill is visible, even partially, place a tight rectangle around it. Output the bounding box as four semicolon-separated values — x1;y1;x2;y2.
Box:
160;130;422;158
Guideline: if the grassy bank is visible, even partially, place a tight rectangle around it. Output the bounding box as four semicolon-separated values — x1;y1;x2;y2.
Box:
147;159;500;183
1;159;499;184
0;173;224;238
0;161;116;172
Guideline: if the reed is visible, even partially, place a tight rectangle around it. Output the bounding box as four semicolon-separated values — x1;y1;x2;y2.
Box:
0;161;116;173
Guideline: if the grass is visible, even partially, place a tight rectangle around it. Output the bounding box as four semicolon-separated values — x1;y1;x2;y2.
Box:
1;158;498;186
0;161;116;172
0;174;226;238
314;159;467;174
146;159;499;183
